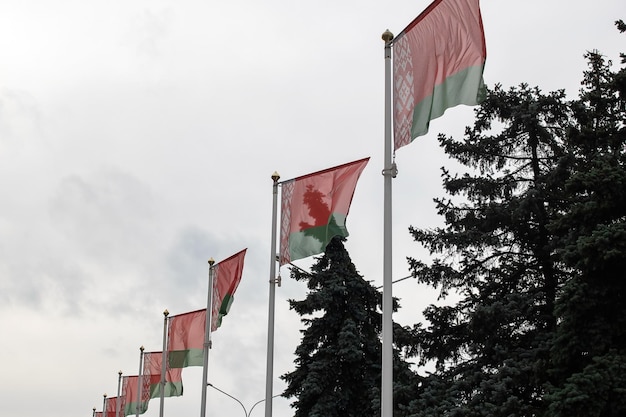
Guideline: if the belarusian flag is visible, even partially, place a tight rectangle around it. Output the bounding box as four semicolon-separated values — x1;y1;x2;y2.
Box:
122;375;150;416
143;351;183;398
279;158;369;265
211;249;246;332
167;309;206;368
393;0;486;150
105;396;123;417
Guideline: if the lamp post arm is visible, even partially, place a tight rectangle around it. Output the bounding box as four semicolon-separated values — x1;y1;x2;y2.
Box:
248;399;265;417
248;394;281;417
207;383;248;417
207;382;282;417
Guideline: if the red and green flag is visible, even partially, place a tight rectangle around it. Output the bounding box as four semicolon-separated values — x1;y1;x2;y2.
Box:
122;375;150;416
143;351;183;399
211;249;246;332
167;309;206;368
104;396;123;417
393;0;486;150
279;158;369;265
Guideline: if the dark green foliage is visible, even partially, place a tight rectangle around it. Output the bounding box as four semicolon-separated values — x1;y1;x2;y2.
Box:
407;83;571;417
546;47;626;417
407;23;626;417
546;351;626;417
281;237;418;417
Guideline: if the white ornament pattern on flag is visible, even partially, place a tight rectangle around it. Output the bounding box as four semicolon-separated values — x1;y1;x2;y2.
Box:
393;34;415;150
211;264;221;331
141;373;150;403
279;180;294;265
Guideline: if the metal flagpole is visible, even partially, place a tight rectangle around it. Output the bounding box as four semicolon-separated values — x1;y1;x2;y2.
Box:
160;310;169;417
116;371;122;417
200;258;215;417
381;28;395;417
102;394;107;417
264;171;280;417
136;346;144;417
93;407;96;417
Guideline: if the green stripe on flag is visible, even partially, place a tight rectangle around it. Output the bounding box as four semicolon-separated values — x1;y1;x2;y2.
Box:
124;401;149;416
289;213;348;262
169;348;204;368
219;293;234;315
410;64;486;139
150;381;183;398
215;293;235;329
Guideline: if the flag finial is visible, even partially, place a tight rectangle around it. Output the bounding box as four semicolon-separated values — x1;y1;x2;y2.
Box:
208;257;215;266
163;309;169;317
271;171;280;182
382;29;393;43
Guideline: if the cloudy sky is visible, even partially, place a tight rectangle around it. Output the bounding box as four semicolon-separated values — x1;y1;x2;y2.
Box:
1;1;623;416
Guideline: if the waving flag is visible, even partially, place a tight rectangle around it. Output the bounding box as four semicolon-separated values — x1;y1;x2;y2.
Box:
167;309;206;368
143;351;183;398
211;249;246;331
279;158;369;265
122;375;150;416
393;0;486;150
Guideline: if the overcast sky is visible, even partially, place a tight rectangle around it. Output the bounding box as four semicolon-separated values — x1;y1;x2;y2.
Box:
1;1;623;417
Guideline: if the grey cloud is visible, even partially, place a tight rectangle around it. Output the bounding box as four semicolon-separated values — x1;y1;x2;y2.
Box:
162;227;221;307
0;245;88;315
48;168;158;266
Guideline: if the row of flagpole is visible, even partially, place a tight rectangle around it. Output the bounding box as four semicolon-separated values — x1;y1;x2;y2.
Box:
94;2;487;416
93;253;240;417
94;154;371;417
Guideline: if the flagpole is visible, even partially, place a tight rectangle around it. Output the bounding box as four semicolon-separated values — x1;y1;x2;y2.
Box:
265;171;280;417
103;394;107;417
116;370;122;417
136;346;144;417
381;29;395;417
160;310;169;417
200;258;215;417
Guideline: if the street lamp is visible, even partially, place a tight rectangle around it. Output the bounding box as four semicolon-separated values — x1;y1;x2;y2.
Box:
207;383;247;416
207;382;281;417
248;396;272;417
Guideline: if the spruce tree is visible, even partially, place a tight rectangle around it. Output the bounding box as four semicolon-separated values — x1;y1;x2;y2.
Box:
281;237;417;417
407;22;626;416
546;25;626;416
406;83;572;417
